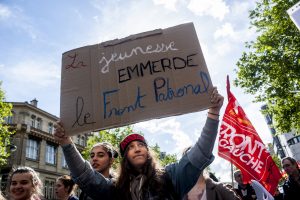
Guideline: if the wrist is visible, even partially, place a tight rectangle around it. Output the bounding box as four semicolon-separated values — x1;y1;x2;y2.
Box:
208;112;220;116
207;112;220;120
61;137;73;145
208;108;220;114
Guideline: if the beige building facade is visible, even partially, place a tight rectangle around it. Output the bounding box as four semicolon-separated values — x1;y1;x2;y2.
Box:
1;99;88;199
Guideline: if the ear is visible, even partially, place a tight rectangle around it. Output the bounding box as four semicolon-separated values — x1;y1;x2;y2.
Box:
65;186;70;193
109;158;114;166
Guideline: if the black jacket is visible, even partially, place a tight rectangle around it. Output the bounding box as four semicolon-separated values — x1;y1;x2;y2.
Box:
283;172;300;200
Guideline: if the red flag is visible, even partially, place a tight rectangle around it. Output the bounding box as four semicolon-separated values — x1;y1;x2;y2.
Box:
218;76;282;195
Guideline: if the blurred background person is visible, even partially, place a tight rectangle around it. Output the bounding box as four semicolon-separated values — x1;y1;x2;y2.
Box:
6;166;43;200
273;188;283;200
183;169;241;200
55;175;78;200
234;170;256;200
281;157;300;199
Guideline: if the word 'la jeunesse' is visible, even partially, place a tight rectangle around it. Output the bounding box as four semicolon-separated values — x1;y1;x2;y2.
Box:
99;42;178;74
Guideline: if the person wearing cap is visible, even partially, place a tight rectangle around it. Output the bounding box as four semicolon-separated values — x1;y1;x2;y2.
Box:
53;127;118;200
54;87;223;200
115;87;223;200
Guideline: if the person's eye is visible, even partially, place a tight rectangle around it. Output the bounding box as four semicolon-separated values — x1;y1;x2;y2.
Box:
138;142;145;147
20;181;29;185
97;153;104;158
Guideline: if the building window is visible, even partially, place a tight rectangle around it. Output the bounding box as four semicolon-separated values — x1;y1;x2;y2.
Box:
77;135;80;144
26;138;39;160
48;123;53;134
45;143;56;165
4;116;13;124
76;135;86;146
287;136;300;146
81;136;85;146
44;179;55;200
31;115;36;127
36;118;42;130
61;154;68;168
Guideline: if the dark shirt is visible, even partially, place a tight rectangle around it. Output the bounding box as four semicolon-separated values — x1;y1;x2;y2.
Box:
274;193;284;200
234;184;256;200
68;195;79;200
283;172;300;200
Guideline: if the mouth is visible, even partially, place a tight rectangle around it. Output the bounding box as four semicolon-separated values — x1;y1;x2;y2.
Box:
133;155;144;159
13;190;24;195
92;163;99;168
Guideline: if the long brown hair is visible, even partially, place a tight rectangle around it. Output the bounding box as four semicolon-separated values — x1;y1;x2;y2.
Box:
116;148;165;199
56;175;77;195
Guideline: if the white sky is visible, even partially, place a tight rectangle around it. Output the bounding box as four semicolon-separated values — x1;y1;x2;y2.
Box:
0;0;272;182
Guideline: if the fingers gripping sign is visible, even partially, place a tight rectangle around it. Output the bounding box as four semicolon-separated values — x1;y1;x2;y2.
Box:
54;122;73;145
207;87;224;120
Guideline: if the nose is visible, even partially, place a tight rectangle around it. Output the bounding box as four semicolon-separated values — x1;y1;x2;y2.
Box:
13;183;22;188
92;156;98;162
133;144;141;152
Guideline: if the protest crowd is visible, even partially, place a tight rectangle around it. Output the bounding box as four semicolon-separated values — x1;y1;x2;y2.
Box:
1;1;300;199
2;87;299;200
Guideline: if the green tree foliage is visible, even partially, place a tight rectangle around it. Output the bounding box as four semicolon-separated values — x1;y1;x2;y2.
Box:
272;154;282;170
151;143;177;167
235;0;300;134
0;82;14;166
82;126;177;169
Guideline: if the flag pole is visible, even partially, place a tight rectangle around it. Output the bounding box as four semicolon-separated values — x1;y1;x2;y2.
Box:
227;75;234;187
231;162;234;187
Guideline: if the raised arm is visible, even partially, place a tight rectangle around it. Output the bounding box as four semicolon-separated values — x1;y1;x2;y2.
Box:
54;122;114;199
54;122;88;178
166;87;224;199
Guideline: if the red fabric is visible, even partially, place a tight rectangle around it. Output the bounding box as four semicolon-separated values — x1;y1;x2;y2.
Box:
120;133;146;156
218;76;282;195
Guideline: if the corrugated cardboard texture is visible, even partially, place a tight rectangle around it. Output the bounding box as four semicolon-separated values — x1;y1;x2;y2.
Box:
61;22;214;136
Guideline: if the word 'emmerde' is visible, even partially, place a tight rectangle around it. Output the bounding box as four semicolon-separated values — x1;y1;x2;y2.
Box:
102;71;210;119
118;54;198;83
99;42;178;74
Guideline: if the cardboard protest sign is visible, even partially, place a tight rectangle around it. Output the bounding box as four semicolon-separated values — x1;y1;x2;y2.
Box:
288;1;300;31
60;22;214;136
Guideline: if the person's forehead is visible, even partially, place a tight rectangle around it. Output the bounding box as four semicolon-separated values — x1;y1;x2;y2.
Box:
91;146;107;154
129;140;143;145
283;159;292;165
235;172;241;177
56;180;63;185
12;173;32;181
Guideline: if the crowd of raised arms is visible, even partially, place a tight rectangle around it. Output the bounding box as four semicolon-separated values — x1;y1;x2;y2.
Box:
1;88;299;200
